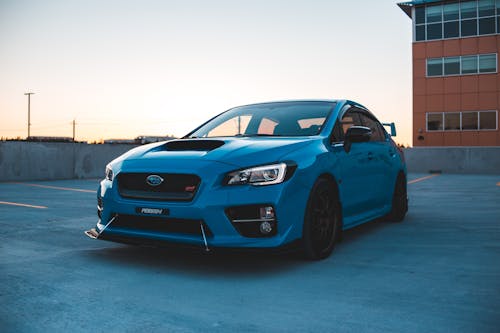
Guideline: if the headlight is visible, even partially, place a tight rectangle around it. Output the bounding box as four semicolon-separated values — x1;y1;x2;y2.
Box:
105;165;113;181
224;163;288;186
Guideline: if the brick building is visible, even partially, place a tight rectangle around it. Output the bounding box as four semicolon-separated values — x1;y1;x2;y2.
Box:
398;0;500;146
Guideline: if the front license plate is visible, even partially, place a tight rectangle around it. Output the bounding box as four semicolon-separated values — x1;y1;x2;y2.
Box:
136;207;170;216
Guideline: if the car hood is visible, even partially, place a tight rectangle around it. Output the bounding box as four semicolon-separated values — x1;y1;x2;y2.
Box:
115;137;316;168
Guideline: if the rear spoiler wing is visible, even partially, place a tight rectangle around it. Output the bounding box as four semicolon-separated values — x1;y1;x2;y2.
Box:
382;122;397;137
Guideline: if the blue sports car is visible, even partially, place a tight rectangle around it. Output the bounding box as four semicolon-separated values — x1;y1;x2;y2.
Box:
85;100;407;259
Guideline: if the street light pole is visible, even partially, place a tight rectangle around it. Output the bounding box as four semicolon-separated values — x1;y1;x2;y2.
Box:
24;92;35;139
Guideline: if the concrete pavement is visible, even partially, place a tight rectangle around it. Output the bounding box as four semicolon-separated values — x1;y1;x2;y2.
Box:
1;174;499;332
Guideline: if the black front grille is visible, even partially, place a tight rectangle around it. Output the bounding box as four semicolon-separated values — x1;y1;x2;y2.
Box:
226;205;263;221
111;214;212;237
117;173;201;201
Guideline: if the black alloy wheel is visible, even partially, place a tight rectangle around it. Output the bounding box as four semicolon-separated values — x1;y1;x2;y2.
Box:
387;172;408;222
302;178;341;260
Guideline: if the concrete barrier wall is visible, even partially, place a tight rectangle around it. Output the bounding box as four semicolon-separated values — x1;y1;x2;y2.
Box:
0;142;499;181
0;142;137;181
403;147;500;174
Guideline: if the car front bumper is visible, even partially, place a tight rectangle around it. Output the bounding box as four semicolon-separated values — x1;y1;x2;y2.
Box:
91;162;311;250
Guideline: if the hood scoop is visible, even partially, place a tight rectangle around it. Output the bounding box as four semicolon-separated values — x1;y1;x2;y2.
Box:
163;139;225;151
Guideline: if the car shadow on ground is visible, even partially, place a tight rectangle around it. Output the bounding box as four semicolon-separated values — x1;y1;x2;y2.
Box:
85;218;394;276
86;243;303;277
341;218;395;243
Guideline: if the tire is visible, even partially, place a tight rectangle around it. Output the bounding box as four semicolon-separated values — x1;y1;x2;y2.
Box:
386;172;408;222
302;178;342;260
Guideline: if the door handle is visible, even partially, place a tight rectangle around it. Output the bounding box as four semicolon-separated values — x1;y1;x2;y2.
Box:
367;152;374;160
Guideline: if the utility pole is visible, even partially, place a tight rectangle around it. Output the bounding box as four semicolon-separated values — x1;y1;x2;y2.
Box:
72;119;76;142
24;92;35;139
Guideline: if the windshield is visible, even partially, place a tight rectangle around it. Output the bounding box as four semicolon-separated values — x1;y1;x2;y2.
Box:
188;101;336;138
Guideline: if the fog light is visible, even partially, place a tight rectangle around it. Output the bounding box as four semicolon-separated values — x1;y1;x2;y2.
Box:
260;221;273;234
260;206;275;220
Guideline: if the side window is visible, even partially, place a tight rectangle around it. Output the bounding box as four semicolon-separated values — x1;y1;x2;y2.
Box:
331;109;363;142
359;113;385;142
341;110;363;135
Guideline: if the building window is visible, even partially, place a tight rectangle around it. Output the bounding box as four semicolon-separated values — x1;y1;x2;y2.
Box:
444;113;461;130
461;1;477;19
444;2;460;20
479;16;496;33
415;6;425;24
461;55;478;73
427;111;498;131
479;0;496;16
427;22;443;39
444;20;460;37
462;112;479;129
427;58;444;76
427;53;497;77
413;0;500;41
444;57;461;75
461;18;478;36
427;113;444;131
479;53;497;72
480;111;497;129
427;4;443;22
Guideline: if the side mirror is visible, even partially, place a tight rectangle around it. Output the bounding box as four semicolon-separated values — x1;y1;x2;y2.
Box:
344;126;371;153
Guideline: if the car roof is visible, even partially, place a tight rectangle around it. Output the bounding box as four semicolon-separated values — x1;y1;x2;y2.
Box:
236;99;338;105
232;99;367;109
231;99;374;122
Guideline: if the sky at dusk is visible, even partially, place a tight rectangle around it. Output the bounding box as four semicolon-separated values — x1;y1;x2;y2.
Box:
0;0;413;145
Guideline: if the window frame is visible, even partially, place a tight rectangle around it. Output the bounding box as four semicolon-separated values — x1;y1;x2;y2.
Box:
413;1;500;42
426;53;497;77
479;110;499;129
444;112;462;130
426;110;498;132
426;112;445;131
330;106;386;143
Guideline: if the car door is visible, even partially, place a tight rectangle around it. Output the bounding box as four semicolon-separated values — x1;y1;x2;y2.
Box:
357;112;393;210
330;107;375;225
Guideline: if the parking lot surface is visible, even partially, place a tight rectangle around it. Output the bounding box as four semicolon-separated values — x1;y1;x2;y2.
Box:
1;174;499;332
